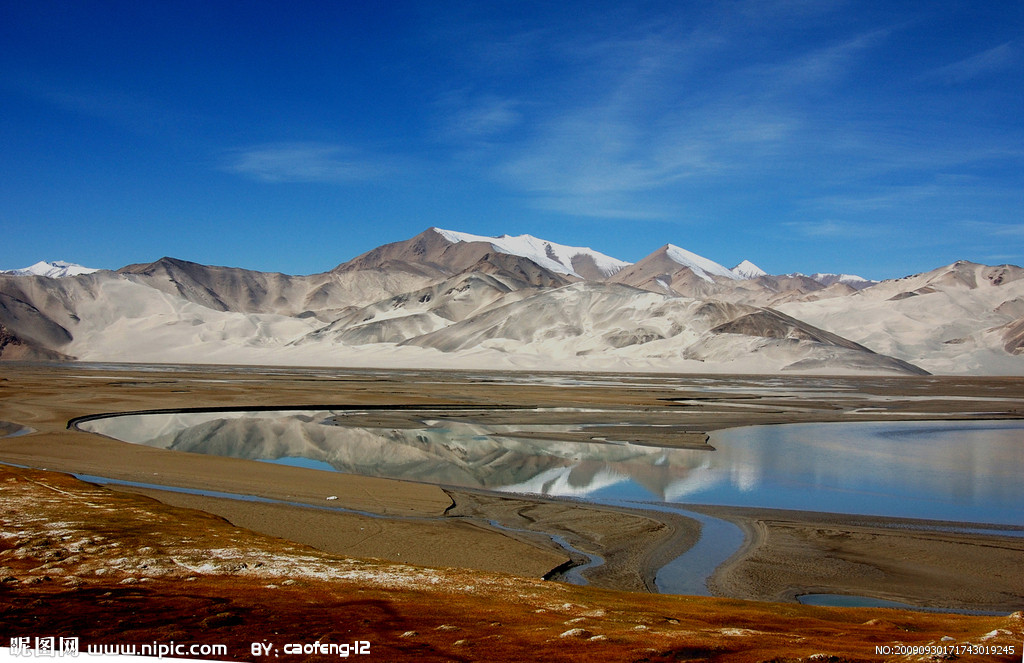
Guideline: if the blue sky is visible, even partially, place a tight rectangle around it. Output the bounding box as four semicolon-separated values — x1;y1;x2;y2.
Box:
2;1;1021;279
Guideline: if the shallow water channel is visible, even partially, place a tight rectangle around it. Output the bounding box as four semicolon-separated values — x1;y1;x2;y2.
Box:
79;411;1024;596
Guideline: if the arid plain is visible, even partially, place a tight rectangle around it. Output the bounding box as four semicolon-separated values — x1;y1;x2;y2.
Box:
2;363;1023;661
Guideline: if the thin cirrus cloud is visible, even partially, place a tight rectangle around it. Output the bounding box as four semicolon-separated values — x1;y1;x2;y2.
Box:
475;41;728;217
223;143;392;184
751;28;891;92
446;96;522;140
489;100;791;221
427;16;746;219
496;116;718;220
964;221;1024;239
784;219;887;239
922;42;1018;85
450;20;895;221
7;74;184;136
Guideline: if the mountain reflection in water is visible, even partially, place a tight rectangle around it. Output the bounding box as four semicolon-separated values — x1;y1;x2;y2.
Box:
80;411;1024;526
80;410;711;501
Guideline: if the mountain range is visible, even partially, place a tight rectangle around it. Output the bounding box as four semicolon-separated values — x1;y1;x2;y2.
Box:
2;227;1023;375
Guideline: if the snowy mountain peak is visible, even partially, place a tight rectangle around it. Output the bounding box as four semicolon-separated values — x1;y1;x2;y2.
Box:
731;260;768;279
431;227;631;278
663;244;739;282
2;260;99;278
808;272;877;289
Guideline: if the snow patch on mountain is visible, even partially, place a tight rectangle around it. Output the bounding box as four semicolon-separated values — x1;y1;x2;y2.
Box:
784;272;875;288
432;228;631;278
2;260;99;278
664;245;738;282
731;260;767;279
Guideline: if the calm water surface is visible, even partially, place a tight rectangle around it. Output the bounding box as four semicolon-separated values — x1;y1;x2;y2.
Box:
699;421;1024;525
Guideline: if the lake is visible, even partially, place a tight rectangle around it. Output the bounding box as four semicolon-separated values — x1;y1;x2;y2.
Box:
79;411;1024;527
76;409;1024;599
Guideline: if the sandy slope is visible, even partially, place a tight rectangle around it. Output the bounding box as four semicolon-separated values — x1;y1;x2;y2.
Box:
779;262;1024;374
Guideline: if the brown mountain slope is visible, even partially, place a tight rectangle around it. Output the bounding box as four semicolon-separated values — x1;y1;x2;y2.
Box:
119;256;439;319
334;227;572;287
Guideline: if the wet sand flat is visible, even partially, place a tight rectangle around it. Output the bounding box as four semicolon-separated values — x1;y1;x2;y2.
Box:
2;362;1024;612
698;506;1024;612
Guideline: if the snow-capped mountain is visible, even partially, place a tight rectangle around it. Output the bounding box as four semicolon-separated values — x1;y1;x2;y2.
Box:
432;228;631;279
2;260;99;278
731;260;768;280
663;245;738;283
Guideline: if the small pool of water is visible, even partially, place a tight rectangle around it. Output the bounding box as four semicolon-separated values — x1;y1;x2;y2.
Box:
798;593;915;609
796;593;1004;615
0;421;34;439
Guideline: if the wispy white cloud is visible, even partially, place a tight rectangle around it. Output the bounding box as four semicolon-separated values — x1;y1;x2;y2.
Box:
963;221;1024;239
753;28;891;92
436;92;522;141
735;0;850;21
923;42;1018;85
530;194;673;220
494;99;802;220
6;74;181;135
809;182;948;212
807;169;1024;225
495;110;716;219
427;3;1018;236
784;219;886;238
223;143;390;183
457;98;521;137
432;6;900;221
459;24;809;218
792;184;1024;255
